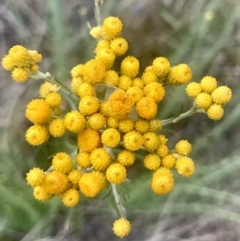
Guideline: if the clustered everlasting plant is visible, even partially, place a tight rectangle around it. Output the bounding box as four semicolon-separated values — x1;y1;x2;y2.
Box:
1;1;232;238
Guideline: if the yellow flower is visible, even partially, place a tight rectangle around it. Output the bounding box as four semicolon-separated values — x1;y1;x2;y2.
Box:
52;152;73;174
143;154;161;171
79;171;106;197
126;86;144;103
110;37;128;56
175;140;192;155
123;131;144;151
44;171;68;195
134;118;150;133
67;169;82;188
143;132;160;151
102;16;123;40
132;77;144;89
61;189;80;207
26;99;52;124
90;148;112;171
141;71;158;85
200;76;217;93
106;116;119;129
103;70;119;86
64;111;86;133
2;55;15;71
152;57;170;78
117;150;135;166
158;134;168;144
78;128;101;152
118;118;135;133
76;152;91;168
39;81;59;98
149;119;162;131
161;154;176;169
76;82;95;98
108;90;134;118
90;26;102;39
12;67;29;82
144;82;165;103
112;218;131;238
195;92;212;109
135;97;157;119
175;157;195;177
33;186;53;201
151;168;174;194
25;124;49;146
207;104;224;121
106;163;126;184
156;144;169;157
45;92;62;108
49;119;66;137
186;82;202;98
87;113;106;130
167;64;192;85
79;96;100;116
70;64;85;78
96;47;115;69
120;56;139;78
26;167;45;187
211;86;232;105
95;40;110;53
101;128;121;147
118;75;132;91
28;50;42;63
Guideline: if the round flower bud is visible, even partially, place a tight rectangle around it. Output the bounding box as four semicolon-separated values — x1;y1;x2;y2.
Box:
44;171;68;195
144;82;165;103
52;152;73;174
158;135;168;144
64;111;86;133
67;169;82;188
195;92;212;109
117;150;135;166
156;144;169;157
175;157;195;177
102;16;123;40
76;152;91;168
9;45;32;67
136;97;157;119
12;67;29;82
79;171;106;197
2;55;15;71
95;40;110;53
26;168;45;187
90;26;102;38
118;118;135;133
101;128;121;147
49;119;66;137
141;71;158;85
175;140;192;155
88;113;106;130
118;75;132;91
207;104;224;121
90;148;111;171
126;86;144;103
200;76;217;93
123;131;144;151
110;37;128;56
143;154;161;171
132;77;144;89
45;92;61;108
76;82;95;97
149;119;162;132
106;163;126;184
161;154;176;169
151;168;174;194
120;56;139;78
152;57;170;78
25;124;49;146
28;50;42;63
167;64;192;85
61;188;80;207
26;99;52;124
186;82;202;98
104;70;119;86
96;47;115;70
113;218;131;238
143;132;160;151
135;119;150;133
79;96;99;115
78;128;101;152
33;186;53;201
211;86;232;105
107;117;119;129
39;81;59;98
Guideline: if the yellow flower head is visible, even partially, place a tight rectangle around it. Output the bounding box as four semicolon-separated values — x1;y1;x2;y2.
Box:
134;118;150;133
143;154;161;171
79;171;106;197
103;70;119;86
25;125;49;146
49;119;66;137
52;152;73;174
211;86;232;105
67;169;82;188
96;47;115;70
110;37;128;56
117;150;135;166
132;77;144;89
2;55;15;71
156;144;169;157
90;26;102;39
76;152;91;168
39;81;60;98
162;154;176;169
102;16;123;40
149;119;162;132
95;40;110;53
64;111;86;133
70;64;85;78
118;118;135;133
186;82;202;98
112;218;131;238
12;67;29;82
175;157;195;177
141;71;158;85
61;188;80;207
107;116;119;129
175;140;192;155
152;57;170;78
45;92;62;108
118;75;132;91
144;82;165;103
108;90;134;118
126;86;144;103
123;131;144;151
135;97;157;119
78;128;101;152
26;99;52;124
76;82;95;98
79;96;100;115
101;128;121;147
106;163;126;184
26;167;45;187
167;64;192;85
207;104;224;121
28;50;42;63
87;113;106;130
90;148;112;171
143;132;160;151
33;186;53;201
82;59;106;84
195;92;212;109
120;56;139;78
200;76;217;93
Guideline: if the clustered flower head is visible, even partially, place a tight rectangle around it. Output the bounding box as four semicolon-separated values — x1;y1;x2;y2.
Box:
2;14;233;239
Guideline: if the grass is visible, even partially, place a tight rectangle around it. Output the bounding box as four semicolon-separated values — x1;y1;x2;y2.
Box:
0;0;240;240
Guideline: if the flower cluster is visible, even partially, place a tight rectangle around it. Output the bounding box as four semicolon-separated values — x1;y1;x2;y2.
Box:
1;14;232;239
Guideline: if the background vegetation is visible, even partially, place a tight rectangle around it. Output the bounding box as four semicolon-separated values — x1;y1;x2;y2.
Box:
0;0;240;240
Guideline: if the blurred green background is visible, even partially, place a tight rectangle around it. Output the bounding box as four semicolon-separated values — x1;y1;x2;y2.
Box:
0;0;240;240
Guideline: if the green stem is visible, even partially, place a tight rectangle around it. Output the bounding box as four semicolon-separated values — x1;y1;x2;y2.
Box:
161;104;204;126
111;183;126;218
